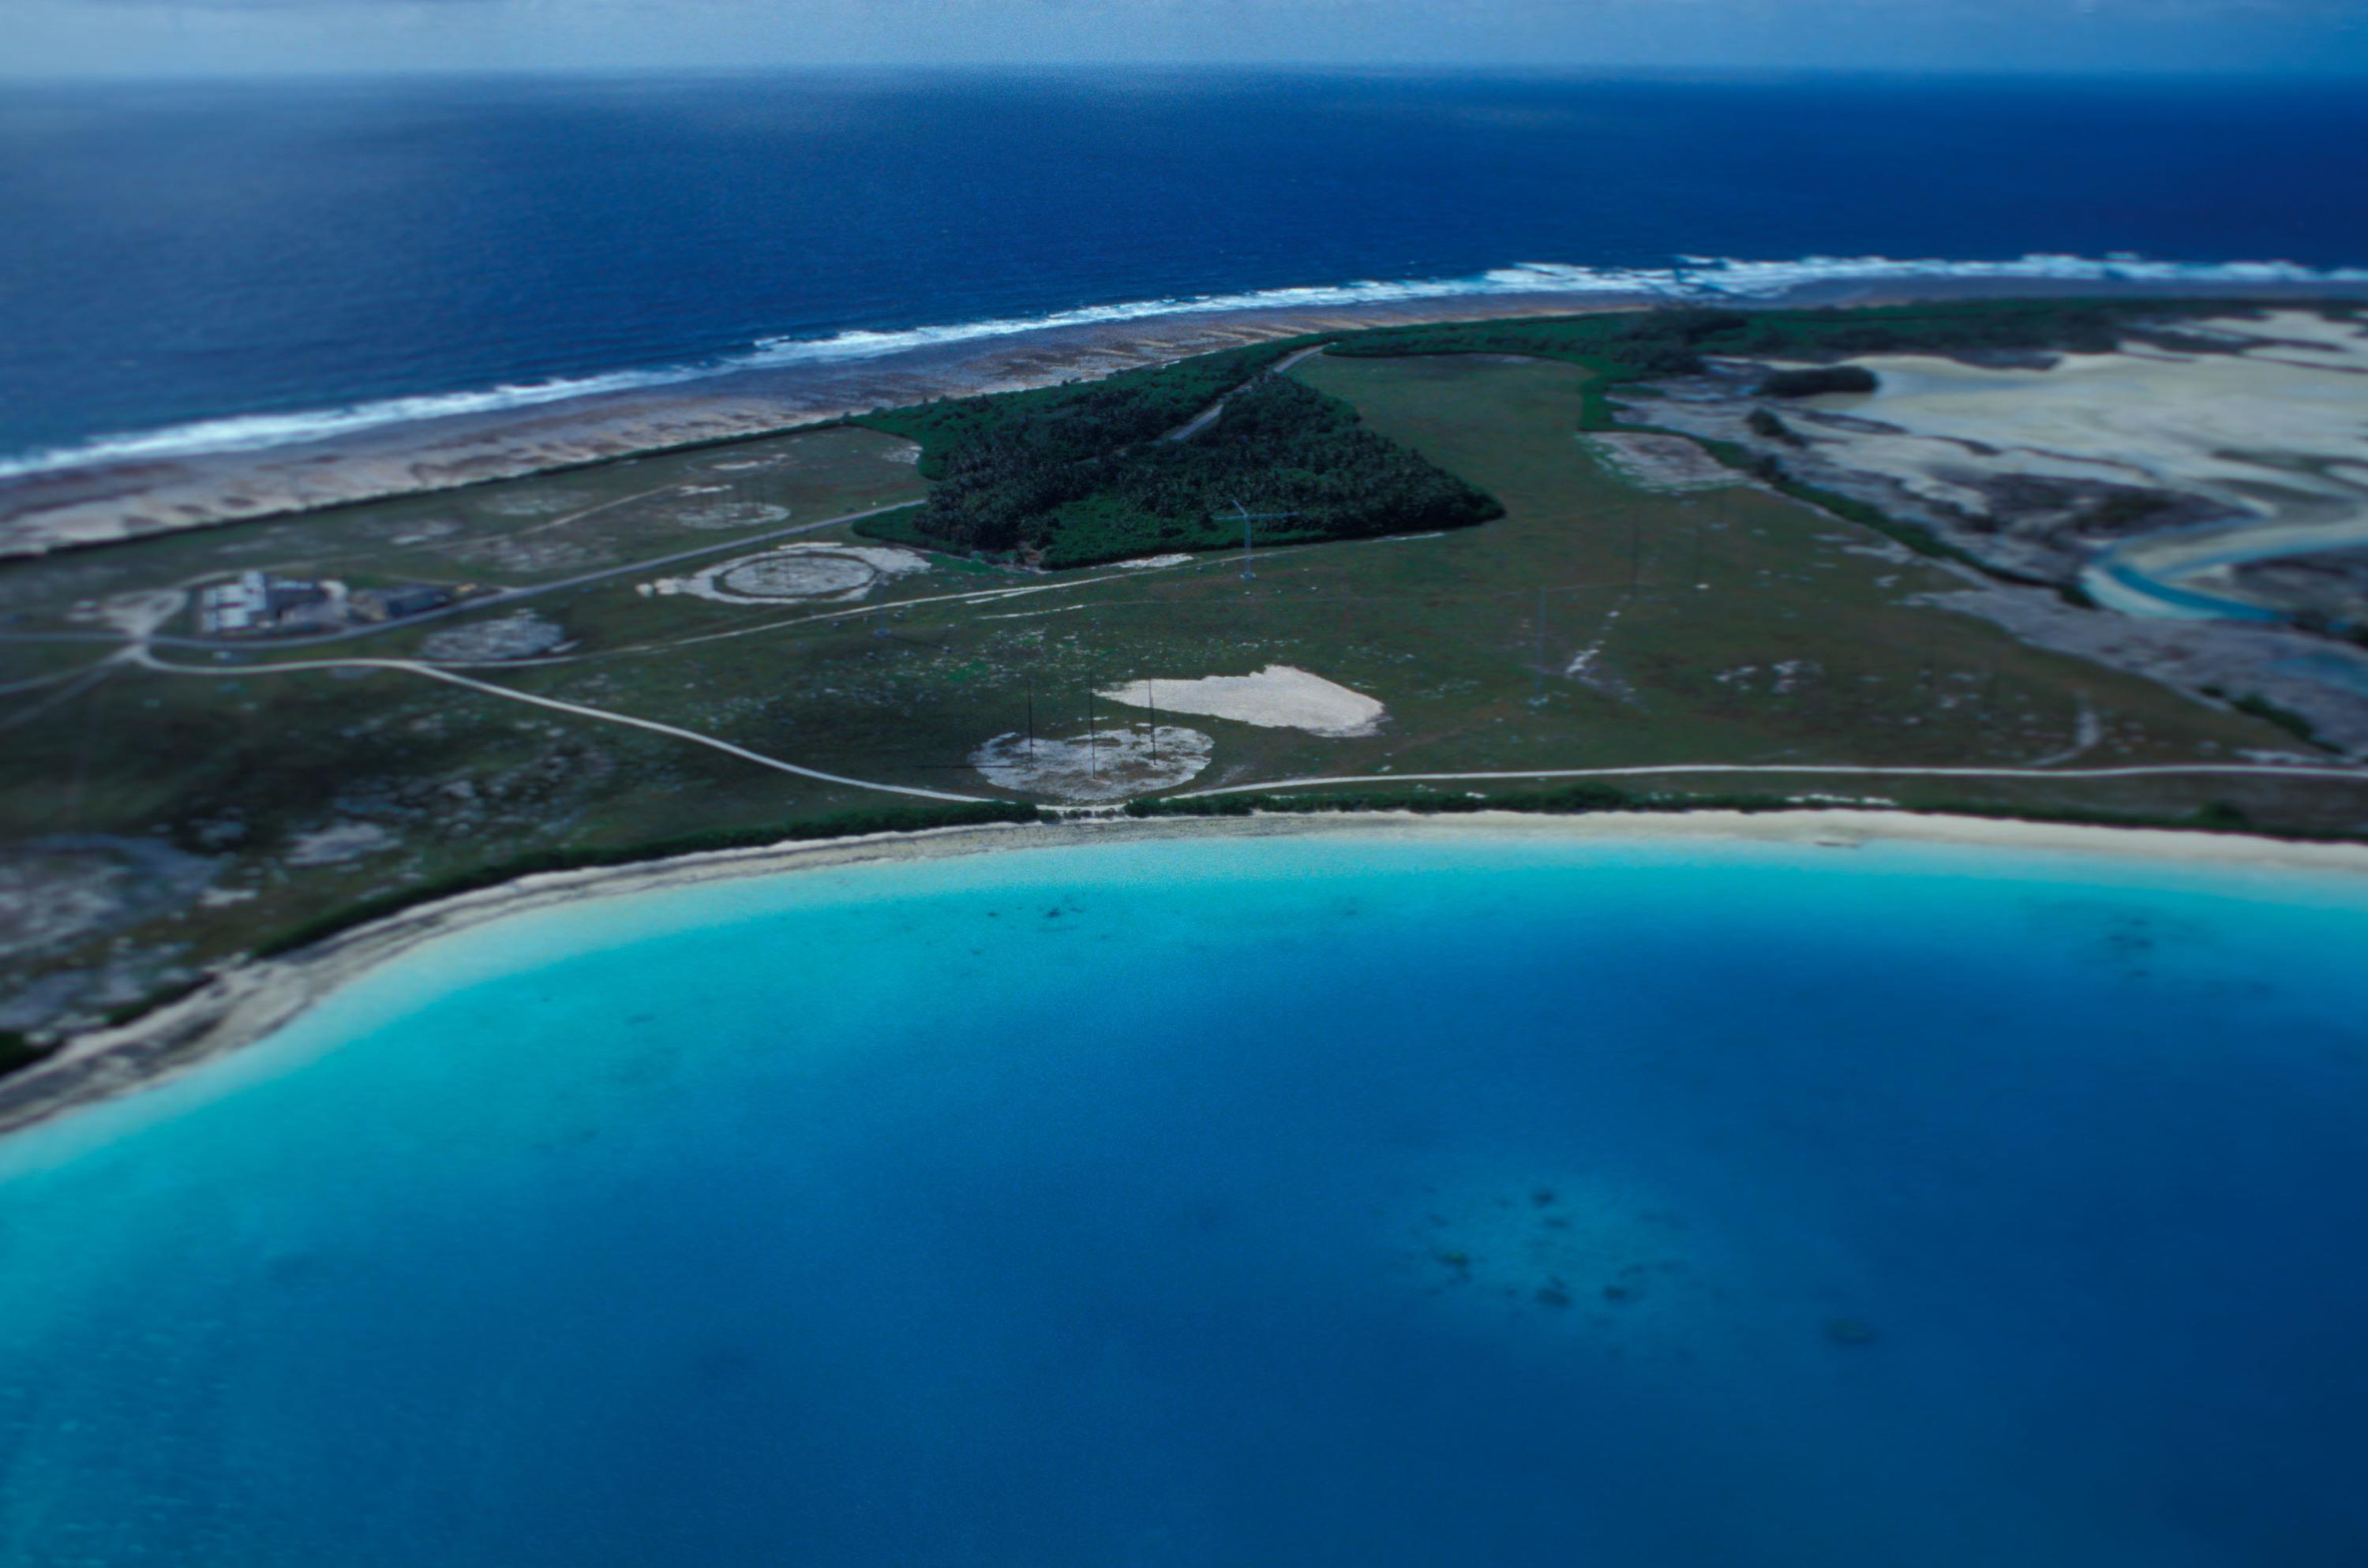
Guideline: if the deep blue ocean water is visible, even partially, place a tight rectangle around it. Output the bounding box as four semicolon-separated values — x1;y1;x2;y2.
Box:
3;72;2367;471
3;833;2367;1566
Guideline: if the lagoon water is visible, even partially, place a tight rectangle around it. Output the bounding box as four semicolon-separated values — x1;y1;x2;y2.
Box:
4;831;2368;1566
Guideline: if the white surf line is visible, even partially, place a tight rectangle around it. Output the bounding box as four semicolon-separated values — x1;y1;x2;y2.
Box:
132;649;988;804
1172;759;2366;799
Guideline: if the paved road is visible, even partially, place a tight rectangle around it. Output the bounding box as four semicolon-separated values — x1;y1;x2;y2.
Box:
133;645;990;804
1160;341;1335;443
139;499;927;654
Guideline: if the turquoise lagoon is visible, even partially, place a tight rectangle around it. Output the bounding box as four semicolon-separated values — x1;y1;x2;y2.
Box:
3;830;2367;1566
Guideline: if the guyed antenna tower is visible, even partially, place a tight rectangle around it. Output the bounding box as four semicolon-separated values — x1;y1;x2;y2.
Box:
1228;496;1298;581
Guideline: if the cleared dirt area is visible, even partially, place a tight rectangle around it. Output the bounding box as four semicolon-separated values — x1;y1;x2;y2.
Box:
1582;432;1740;493
1098;665;1386;737
644;543;931;605
971;727;1213;802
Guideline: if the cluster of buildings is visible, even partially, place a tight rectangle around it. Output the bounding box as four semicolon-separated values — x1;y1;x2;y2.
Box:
194;571;457;638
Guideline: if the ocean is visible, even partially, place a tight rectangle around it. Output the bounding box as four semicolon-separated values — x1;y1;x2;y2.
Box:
2;831;2366;1566
3;71;2367;474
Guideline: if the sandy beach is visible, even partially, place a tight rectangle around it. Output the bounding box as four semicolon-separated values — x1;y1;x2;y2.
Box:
0;292;1636;557
9;275;2363;559
6;806;2367;1142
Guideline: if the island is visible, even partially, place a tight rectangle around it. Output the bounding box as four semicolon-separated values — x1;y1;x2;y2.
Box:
2;293;2366;1093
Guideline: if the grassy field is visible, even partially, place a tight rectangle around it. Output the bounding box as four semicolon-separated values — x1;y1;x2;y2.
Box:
0;424;927;638
2;320;2364;1056
852;339;1496;567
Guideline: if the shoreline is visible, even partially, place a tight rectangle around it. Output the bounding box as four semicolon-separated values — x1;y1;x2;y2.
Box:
8;274;2366;559
6;806;2368;1143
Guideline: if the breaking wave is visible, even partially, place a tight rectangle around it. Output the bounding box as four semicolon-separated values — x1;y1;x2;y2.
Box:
5;253;2362;481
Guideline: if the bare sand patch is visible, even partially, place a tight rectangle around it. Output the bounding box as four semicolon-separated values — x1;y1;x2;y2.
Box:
669;500;793;531
1099;665;1385;737
419;610;569;662
477;492;589;519
2188;309;2368;361
1583;432;1739;492
444;533;606;574
642;543;930;604
0;836;217;960
970;727;1212;802
386;518;465;547
283;822;399;869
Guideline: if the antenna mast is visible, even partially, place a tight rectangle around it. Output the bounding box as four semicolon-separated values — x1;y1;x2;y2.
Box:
1228;496;1298;582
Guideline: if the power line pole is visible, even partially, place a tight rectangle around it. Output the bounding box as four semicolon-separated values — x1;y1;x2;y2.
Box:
1148;679;1158;763
1087;686;1097;777
1026;675;1036;758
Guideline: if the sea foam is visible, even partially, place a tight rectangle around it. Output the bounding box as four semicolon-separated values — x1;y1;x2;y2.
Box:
3;253;2362;481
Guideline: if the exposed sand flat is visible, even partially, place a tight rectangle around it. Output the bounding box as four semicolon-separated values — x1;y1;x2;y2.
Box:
1735;313;2368;623
1099;665;1386;737
1791;326;2368;515
8;807;2368;1142
2185;309;2368;359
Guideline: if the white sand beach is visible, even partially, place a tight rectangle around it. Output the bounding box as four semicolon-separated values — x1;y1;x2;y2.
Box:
7;806;2368;1143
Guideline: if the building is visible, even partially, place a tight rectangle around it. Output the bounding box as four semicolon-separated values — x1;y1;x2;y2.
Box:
196;571;347;636
350;585;454;623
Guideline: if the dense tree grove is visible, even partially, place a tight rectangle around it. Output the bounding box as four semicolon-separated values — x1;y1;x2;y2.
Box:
1759;365;1879;397
852;296;2275;571
864;359;1501;569
856;341;1303;481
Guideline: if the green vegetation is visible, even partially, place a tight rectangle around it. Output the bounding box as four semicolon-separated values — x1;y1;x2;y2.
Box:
1341;300;2201;593
1123;780;2351;843
2231;693;2335;752
845;503;941;553
855;341;1306;478
1123;782;1762;818
2083;489;2179;533
855;342;1498;568
253;800;1042;960
1745;409;1803;446
2;309;2359;1067
1760;365;1877;398
1328;297;2239;374
0;1030;47;1073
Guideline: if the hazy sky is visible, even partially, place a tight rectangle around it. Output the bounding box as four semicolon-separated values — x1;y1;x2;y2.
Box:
8;0;2366;80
